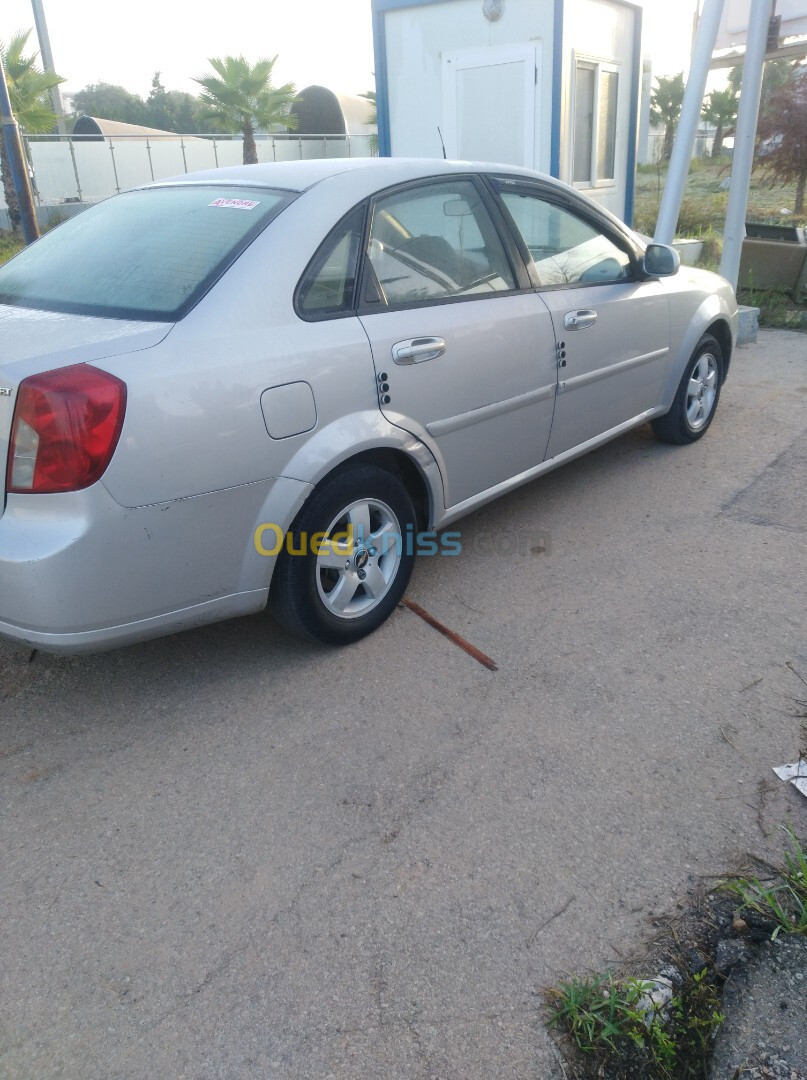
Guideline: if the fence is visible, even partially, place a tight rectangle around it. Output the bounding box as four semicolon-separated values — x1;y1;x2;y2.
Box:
2;133;376;212
640;130;719;166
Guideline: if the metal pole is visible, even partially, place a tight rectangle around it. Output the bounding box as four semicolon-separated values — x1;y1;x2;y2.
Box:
0;51;39;242
30;0;67;135
22;134;41;203
67;136;82;201
108;137;120;193
719;0;773;287
654;0;725;244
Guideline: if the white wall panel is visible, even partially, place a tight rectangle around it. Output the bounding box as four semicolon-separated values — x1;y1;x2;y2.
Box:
384;0;554;170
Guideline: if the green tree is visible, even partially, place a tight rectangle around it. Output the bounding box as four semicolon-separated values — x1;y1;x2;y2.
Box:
727;57;802;165
650;72;685;161
360;87;378;155
144;71;212;133
701;87;738;157
1;29;64;232
169;92;212;133
756;63;807;213
145;71;171;128
72;81;148;125
193;55;297;164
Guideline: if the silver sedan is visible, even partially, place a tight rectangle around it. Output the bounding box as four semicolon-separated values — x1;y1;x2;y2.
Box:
0;159;737;652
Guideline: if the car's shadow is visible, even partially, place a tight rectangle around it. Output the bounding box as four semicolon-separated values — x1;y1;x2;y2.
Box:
0;422;677;708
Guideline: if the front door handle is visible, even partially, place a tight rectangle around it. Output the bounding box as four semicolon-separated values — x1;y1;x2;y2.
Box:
564;309;597;331
392;337;446;365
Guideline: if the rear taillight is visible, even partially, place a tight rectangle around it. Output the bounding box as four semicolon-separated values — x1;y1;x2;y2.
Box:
6;365;126;494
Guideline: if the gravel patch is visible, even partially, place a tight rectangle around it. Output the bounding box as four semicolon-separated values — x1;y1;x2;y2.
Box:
710;934;807;1080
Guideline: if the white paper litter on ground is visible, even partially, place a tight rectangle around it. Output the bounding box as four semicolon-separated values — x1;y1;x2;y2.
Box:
773;761;807;798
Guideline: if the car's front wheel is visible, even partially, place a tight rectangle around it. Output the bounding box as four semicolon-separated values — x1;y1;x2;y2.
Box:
652;334;724;445
269;465;417;645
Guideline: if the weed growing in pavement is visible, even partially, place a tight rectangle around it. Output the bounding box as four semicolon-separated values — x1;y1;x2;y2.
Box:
545;965;725;1078
721;825;807;939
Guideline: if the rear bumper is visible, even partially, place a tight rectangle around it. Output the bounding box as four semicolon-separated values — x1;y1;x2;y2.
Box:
0;475;312;653
0;590;269;654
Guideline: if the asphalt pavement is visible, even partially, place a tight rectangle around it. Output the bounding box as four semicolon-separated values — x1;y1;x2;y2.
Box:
1;329;806;1079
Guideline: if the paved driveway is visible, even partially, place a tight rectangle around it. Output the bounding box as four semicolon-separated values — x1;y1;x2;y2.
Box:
1;330;806;1079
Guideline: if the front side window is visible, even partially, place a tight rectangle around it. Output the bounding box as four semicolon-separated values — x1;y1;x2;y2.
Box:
498;189;631;286
0;185;292;321
366;179;516;307
573;61;619;185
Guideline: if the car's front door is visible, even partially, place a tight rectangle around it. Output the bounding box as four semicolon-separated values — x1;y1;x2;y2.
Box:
493;181;671;459
357;177;558;509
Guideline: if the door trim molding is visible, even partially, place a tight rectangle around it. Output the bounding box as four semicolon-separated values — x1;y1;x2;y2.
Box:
559;346;667;393
426;382;556;437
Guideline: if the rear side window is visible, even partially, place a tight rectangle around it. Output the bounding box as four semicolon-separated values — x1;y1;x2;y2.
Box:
296;205;365;319
0;185;293;321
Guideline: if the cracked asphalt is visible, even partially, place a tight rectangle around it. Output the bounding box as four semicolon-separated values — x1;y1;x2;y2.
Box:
1;329;806;1079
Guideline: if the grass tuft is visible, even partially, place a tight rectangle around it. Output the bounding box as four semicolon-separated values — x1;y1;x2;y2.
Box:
0;230;24;265
737;286;806;329
634;158;807;237
546;967;724;1078
720;825;807;938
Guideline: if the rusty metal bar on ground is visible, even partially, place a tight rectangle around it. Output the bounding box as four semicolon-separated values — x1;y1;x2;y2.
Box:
401;598;498;671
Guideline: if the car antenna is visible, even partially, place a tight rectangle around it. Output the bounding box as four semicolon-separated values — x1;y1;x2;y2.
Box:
437;127;447;160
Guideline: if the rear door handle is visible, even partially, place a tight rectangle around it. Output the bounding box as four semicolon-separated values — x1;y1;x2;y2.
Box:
392;337;446;364
564;309;597;331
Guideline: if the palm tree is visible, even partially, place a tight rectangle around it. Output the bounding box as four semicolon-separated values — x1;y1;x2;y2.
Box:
194;55;296;165
650;72;685;162
1;30;64;232
360;88;378;156
701;88;738;158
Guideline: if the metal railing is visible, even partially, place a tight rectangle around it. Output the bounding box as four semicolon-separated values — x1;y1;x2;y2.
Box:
4;132;376;210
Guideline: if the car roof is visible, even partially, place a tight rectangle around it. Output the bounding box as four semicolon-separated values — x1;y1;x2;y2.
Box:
139;157;638;245
143;156;560;195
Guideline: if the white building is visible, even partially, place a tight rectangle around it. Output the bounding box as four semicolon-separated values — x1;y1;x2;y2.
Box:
372;0;643;221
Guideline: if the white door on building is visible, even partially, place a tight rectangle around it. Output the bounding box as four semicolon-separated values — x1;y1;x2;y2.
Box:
441;44;539;168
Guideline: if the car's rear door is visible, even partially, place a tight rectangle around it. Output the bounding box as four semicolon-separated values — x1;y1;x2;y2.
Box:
357;176;558;510
491;179;671;458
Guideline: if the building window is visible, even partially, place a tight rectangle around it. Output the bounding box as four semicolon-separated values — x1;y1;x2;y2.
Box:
573;60;619;186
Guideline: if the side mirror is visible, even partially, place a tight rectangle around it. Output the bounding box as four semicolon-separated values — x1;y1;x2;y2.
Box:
642;243;680;278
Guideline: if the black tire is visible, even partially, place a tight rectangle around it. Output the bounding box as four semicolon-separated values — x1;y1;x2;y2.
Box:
652;334;724;445
269;465;416;645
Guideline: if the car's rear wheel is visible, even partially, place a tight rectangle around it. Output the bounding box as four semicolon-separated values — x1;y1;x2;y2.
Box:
652;334;723;445
269;465;416;645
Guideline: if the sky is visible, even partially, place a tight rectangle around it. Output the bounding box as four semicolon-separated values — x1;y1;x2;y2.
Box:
1;0;699;102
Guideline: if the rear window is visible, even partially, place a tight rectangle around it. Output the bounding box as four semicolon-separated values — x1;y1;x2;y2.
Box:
0;185;294;321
